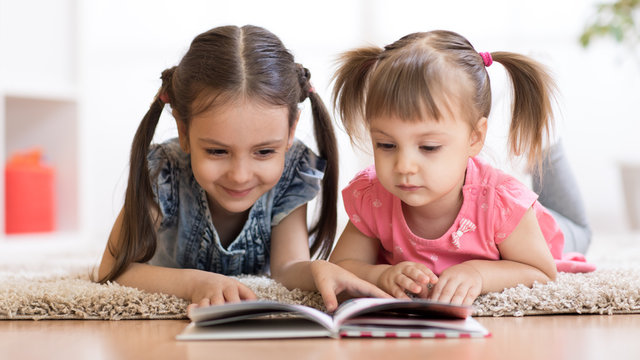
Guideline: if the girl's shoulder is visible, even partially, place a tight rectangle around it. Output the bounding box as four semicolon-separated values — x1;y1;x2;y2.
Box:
466;157;539;242
270;140;327;225
146;138;191;228
466;156;525;190
342;165;394;239
277;139;326;193
148;138;189;171
342;165;391;204
344;165;378;190
285;140;326;175
465;156;538;213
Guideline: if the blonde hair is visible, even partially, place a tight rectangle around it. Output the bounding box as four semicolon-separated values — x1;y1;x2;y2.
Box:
332;30;556;169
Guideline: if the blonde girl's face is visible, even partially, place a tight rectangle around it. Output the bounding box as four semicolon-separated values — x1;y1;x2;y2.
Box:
178;98;295;215
369;107;485;214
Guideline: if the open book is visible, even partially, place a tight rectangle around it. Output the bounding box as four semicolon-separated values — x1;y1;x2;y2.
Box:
176;298;490;340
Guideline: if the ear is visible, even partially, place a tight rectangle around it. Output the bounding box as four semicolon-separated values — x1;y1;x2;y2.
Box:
287;110;301;150
176;119;190;153
468;116;487;157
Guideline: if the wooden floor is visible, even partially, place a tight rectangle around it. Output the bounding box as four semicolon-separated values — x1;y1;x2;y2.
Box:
2;314;640;360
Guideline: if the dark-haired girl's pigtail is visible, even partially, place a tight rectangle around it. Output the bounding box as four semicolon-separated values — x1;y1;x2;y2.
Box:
99;68;176;283
332;46;383;144
491;52;556;170
297;65;339;260
308;90;338;260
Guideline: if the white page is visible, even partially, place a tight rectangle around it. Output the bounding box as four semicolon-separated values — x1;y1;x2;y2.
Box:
332;298;471;329
189;301;335;332
341;316;489;334
177;318;333;340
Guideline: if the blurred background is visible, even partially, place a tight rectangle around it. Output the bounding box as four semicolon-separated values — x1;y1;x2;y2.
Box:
1;0;639;251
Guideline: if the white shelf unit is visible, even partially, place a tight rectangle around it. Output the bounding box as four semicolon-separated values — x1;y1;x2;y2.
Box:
0;0;81;241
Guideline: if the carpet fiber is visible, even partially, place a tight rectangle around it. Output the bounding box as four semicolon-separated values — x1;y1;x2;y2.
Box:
2;235;640;319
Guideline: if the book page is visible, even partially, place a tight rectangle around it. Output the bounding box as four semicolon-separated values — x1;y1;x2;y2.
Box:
177;318;333;340
332;298;472;328
189;301;335;331
341;315;489;334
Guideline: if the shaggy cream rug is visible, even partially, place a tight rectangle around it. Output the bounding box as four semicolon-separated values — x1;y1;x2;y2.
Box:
1;234;640;319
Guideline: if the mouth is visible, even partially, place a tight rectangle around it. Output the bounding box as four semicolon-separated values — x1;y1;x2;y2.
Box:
222;186;253;198
396;184;422;192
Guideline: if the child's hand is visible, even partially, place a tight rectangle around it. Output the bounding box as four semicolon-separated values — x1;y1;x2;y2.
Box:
377;261;438;299
310;260;391;312
426;263;482;306
186;271;257;315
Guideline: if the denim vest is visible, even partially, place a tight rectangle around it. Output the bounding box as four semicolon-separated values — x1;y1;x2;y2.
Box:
147;138;325;275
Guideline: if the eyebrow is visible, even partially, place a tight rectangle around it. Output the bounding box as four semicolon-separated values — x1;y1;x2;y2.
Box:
197;138;286;147
370;128;447;137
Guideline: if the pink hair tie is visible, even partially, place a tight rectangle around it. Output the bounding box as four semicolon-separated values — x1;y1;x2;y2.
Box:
479;52;493;67
159;92;170;104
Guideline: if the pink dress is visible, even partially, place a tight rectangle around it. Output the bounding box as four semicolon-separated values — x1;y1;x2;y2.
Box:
342;157;595;274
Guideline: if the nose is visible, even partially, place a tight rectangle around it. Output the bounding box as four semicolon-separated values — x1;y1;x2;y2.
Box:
227;156;252;184
394;148;418;175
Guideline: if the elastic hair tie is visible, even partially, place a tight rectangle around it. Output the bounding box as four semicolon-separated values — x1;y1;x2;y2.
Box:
479;52;493;67
159;92;170;104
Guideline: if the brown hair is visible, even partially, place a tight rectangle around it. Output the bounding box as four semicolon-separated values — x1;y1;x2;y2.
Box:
332;30;556;168
100;25;338;283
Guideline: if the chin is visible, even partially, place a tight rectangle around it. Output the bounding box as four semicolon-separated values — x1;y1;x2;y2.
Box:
397;194;431;208
223;200;256;213
210;194;255;214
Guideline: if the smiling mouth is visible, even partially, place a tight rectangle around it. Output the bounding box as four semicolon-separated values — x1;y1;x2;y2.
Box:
396;184;421;191
223;187;253;198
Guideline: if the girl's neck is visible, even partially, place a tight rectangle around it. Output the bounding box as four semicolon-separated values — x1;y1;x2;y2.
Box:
402;182;465;240
207;197;250;249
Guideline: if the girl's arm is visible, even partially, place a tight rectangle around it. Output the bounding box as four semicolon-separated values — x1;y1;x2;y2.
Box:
98;209;256;308
269;206;390;312
329;221;437;299
328;221;388;283
428;207;557;305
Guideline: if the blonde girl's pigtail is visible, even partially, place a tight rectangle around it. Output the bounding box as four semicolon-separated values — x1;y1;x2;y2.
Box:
490;52;557;170
99;67;176;283
332;46;383;143
296;65;339;260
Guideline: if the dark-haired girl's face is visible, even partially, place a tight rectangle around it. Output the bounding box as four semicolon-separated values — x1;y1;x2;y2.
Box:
178;98;295;216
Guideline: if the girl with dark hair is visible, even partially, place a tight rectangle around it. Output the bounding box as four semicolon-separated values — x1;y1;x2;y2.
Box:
97;25;388;312
330;30;594;306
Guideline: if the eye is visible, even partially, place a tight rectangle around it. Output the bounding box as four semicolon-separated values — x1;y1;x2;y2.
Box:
255;148;276;158
375;142;396;150
205;148;228;157
420;145;441;152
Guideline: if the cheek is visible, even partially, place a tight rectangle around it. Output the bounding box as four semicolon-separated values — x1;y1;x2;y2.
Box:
190;157;221;183
427;158;467;187
374;158;395;188
373;152;392;170
256;158;286;185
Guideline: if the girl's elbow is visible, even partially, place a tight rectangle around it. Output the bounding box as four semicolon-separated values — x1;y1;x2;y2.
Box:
270;270;286;285
539;265;557;284
269;264;297;289
96;260;112;283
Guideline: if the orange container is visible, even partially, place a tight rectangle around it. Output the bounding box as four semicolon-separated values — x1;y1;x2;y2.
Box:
4;149;56;234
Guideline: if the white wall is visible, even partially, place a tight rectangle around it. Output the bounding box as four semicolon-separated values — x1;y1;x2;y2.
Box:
76;0;639;242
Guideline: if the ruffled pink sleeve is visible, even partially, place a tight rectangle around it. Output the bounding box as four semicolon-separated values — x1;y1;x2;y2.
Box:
492;178;539;244
342;167;379;239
